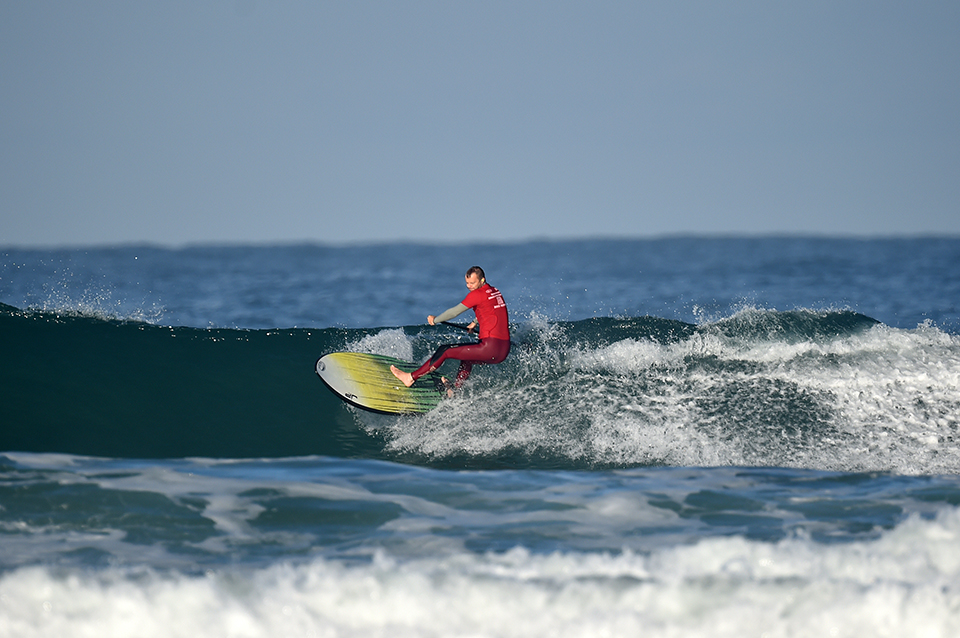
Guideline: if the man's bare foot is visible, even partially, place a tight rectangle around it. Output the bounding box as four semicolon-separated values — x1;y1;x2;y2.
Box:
390;365;415;387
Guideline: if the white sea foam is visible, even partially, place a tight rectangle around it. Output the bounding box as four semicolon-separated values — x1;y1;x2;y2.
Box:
377;318;960;473
3;506;959;638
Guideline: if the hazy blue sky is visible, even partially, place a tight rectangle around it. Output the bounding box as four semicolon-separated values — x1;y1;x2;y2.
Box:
2;1;958;247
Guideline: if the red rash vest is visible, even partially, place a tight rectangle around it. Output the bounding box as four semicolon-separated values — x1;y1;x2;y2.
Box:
462;283;509;341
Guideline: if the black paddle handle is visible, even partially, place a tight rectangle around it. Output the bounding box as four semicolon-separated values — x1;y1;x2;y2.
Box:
440;321;475;334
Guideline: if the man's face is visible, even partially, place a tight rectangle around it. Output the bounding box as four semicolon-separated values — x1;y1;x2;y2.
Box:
465;273;483;291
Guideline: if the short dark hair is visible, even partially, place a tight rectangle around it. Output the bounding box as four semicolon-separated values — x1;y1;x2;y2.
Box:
466;266;485;281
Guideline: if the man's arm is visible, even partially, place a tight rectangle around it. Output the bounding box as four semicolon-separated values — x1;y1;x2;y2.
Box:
429;303;469;325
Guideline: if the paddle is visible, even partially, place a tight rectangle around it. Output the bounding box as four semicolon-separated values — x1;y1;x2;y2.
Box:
440;321;523;349
440;321;476;334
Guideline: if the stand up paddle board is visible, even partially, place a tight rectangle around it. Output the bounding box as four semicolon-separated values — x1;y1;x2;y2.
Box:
315;352;445;415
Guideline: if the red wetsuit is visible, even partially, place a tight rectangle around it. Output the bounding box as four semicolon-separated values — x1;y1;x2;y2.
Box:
411;283;510;386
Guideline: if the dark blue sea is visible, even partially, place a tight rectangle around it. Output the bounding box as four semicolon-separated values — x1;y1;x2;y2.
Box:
2;237;960;637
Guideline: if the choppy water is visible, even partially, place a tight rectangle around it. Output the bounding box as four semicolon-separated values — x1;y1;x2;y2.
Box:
2;237;959;637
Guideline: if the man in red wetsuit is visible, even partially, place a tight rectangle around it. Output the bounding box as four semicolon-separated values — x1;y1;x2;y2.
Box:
391;266;510;391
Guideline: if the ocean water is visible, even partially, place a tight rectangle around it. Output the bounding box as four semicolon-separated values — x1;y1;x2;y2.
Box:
2;237;960;637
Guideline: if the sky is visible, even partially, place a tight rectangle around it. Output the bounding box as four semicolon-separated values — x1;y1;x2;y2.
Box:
1;1;958;247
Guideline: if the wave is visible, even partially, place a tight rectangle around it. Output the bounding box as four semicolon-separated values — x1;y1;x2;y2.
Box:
3;452;960;637
2;302;958;473
3;490;960;637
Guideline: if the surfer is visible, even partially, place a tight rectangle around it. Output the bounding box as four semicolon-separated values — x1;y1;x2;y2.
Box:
391;266;510;392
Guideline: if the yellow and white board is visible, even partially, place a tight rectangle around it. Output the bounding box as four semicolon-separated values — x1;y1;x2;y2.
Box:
315;352;444;415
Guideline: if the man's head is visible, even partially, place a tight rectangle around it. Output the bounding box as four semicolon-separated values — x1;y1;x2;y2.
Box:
465;266;486;291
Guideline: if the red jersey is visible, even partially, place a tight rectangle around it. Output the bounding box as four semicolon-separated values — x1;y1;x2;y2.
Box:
462;283;509;341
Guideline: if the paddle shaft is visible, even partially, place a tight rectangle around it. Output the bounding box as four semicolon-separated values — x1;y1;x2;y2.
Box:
440;321;520;348
440;321;476;334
